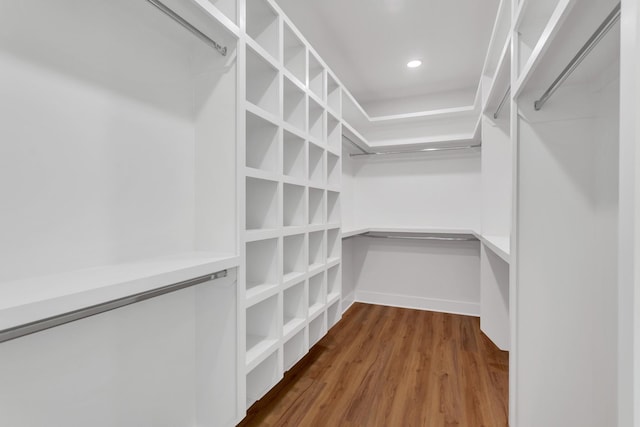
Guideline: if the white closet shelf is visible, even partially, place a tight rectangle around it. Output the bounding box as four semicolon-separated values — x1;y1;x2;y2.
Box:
327;292;341;306
246;282;280;307
308;302;324;318
283;271;306;287
283;316;306;338
0;252;239;331
477;235;510;263
246;335;279;370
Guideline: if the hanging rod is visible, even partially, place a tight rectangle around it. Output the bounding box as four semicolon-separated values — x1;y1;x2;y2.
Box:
343;134;369;154
0;269;228;344
146;0;228;56
362;233;478;242
349;143;481;157
493;86;511;119
534;2;620;110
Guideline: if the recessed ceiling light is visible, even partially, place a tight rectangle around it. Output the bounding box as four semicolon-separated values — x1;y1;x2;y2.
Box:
407;60;422;68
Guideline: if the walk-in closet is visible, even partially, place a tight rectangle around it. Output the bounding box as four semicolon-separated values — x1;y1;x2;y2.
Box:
1;0;638;426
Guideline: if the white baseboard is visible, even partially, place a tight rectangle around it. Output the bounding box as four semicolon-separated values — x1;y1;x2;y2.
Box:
354;290;480;317
341;292;355;314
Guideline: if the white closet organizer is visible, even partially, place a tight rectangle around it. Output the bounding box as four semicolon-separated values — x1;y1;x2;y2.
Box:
239;0;343;412
0;0;240;425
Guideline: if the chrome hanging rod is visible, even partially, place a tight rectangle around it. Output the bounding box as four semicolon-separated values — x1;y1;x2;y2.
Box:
146;0;227;56
0;270;228;344
534;2;620;110
493;86;511;119
342;135;369;154
362;233;478;242
349;143;481;157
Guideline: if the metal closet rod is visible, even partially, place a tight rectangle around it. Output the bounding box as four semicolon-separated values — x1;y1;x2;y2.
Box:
362;233;478;242
349;143;482;157
494;87;511;119
0;269;228;344
534;2;620;111
146;0;228;56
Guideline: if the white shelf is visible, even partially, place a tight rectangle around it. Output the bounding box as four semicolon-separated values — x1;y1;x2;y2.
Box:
283;281;306;335
308;312;326;346
308;271;325;316
246;349;281;408
327;263;340;300
308;144;325;186
308;230;325;267
308;188;325;225
0;252;239;331
308;53;325;101
283;328;307;371
327;73;341;115
283;22;306;85
246;46;280;117
327;191;340;224
308;98;325;142
283;183;306;227
284;77;306;132
246;177;279;230
246;110;279;172
327;228;340;260
478;234;510;263
246;294;279;367
327;113;341;151
283;233;306;278
326;152;340;189
283;130;306;180
246;0;280;60
207;0;238;25
246;238;279;299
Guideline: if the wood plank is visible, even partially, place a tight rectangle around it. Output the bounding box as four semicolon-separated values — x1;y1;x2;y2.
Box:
238;303;509;427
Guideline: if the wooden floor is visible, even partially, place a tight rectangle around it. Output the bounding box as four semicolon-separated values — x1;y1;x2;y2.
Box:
239;303;508;427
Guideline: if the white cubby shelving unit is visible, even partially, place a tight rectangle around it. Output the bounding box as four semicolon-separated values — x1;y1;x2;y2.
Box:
240;0;343;416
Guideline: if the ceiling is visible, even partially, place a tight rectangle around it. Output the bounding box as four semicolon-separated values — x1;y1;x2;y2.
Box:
274;0;500;110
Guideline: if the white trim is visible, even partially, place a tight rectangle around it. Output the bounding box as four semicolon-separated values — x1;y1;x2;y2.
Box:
355;290;480;317
341;292;356;314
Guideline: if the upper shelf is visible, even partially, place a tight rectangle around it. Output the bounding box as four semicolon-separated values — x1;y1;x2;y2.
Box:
0;252;240;331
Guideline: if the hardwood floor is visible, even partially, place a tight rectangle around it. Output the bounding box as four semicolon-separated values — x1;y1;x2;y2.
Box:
239;303;508;427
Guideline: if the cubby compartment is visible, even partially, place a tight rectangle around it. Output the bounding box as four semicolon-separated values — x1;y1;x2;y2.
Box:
283;184;306;227
246;238;279;301
246;0;280;60
246;349;281;409
327;300;341;330
283;328;307;371
246;111;279;173
283;281;306;337
246;178;279;230
308;188;325;226
246;46;279;116
246;294;279;366
327;74;341;114
282;131;305;180
308;99;325;142
308;53;325;101
283;23;306;84
308;230;325;270
327;228;340;263
284;77;306;132
208;0;237;24
327;191;340;224
283;234;306;284
308;144;325;185
308;271;325;317
309;311;326;347
327;264;341;302
326;114;341;150
326;152;340;187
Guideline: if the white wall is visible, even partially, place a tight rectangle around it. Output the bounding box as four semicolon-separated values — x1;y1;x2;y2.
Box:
352;152;482;230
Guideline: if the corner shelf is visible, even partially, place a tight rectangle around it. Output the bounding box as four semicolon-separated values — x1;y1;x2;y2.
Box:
327;73;341;115
283;233;306;284
246;0;280;61
246;110;279;173
283;22;306;85
327;191;340;224
246;177;279;231
327;228;340;262
284;77;306;132
283;183;306;227
246;349;281;409
308;98;325;142
327;263;341;303
308;230;325;270
246;238;279;303
283;281;306;338
308;271;325;318
327;152;340;187
283;328;307;371
327;113;341;151
309;311;326;346
283;130;306;180
246;46;280;117
246;294;279;367
308;53;325;101
308;144;325;186
308;188;325;225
